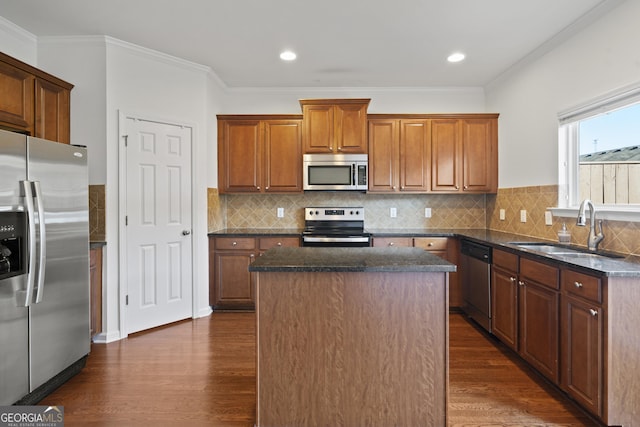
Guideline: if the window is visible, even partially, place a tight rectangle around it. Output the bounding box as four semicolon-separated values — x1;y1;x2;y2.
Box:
556;83;640;221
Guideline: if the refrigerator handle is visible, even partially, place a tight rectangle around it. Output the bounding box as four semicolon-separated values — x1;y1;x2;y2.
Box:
33;181;46;304
21;180;37;307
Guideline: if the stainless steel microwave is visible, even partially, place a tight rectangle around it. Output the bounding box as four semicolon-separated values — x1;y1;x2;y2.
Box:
303;154;368;191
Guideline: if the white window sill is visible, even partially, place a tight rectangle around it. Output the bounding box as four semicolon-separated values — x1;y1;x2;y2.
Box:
550;206;640;222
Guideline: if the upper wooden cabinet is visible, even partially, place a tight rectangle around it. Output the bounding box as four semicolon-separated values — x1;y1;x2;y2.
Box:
368;118;430;192
431;116;498;193
299;99;370;154
217;115;303;194
368;114;498;194
0;52;73;144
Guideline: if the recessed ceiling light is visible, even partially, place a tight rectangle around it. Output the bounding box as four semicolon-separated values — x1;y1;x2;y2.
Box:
447;52;465;63
280;50;297;61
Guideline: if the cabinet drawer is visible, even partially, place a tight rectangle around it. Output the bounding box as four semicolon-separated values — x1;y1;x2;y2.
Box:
562;269;602;304
215;237;256;250
493;249;518;272
372;237;413;247
259;236;300;250
520;257;559;290
413;237;448;251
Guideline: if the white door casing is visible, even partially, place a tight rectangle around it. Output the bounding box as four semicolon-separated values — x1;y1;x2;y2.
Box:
122;117;193;334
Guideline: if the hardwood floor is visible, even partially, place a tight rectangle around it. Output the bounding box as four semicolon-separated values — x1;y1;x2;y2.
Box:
40;313;599;426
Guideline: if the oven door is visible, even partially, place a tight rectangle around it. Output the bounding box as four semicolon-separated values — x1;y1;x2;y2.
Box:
301;235;371;247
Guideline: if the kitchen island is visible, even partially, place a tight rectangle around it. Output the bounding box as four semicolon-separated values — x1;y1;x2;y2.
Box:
249;247;456;427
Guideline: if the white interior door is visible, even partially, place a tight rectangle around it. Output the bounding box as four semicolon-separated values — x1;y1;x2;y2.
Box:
123;118;193;334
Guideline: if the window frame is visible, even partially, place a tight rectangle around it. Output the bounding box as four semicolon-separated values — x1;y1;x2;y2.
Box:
552;82;640;222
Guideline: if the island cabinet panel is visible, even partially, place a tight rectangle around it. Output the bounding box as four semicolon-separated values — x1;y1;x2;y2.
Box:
255;271;448;427
217;116;303;194
300;99;369;154
371;236;412;247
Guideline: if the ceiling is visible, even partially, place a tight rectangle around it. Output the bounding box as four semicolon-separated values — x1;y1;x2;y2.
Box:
0;0;621;88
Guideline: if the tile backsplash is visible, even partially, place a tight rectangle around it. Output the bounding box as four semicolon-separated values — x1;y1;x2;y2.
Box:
209;191;487;230
209;186;640;256
89;185;105;241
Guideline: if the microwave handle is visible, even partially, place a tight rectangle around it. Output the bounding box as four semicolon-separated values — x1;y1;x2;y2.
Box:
352;163;356;186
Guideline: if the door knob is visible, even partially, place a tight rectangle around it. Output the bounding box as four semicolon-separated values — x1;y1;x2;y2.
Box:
182;230;191;236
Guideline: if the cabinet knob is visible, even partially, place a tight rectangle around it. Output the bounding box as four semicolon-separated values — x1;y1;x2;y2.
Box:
590;309;598;316
277;242;282;246
455;185;460;190
574;281;583;288
337;147;342;151
428;242;433;247
257;186;261;190
389;242;394;246
510;277;517;282
232;241;237;246
518;280;525;286
265;186;269;190
393;186;397;190
463;185;469;190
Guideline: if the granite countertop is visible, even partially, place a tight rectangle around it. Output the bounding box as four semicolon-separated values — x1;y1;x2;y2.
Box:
248;247;457;273
211;227;640;277
208;228;303;237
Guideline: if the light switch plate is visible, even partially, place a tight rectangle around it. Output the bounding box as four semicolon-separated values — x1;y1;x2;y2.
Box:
499;209;506;221
390;207;397;218
545;211;553;225
520;210;527;223
277;207;284;218
425;208;432;218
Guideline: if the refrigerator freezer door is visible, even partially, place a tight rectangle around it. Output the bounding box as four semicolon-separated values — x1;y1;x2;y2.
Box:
27;137;90;392
0;129;29;404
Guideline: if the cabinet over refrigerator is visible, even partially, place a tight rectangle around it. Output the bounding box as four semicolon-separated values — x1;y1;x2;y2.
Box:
0;129;90;405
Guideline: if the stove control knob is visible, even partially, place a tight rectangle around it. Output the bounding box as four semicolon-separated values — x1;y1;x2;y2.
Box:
315;210;320;215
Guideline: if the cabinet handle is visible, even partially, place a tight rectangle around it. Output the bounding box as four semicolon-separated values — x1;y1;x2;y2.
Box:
590;309;598;316
257;186;261;190
518;280;525;286
337;147;342;151
250;254;255;259
265;186;269;190
510;277;517;282
277;242;282;246
455;185;460;190
464;185;468;190
574;281;583;288
427;242;433;247
232;241;237;246
393;186;397;190
389;242;394;246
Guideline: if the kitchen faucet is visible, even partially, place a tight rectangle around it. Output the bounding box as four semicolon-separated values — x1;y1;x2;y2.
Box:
576;199;604;251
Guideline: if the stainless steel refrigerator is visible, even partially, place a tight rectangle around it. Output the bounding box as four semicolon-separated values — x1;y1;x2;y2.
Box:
0;128;90;405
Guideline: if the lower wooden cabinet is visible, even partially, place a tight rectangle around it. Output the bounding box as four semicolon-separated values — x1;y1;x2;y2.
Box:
89;246;103;338
560;269;604;418
209;235;300;310
491;249;519;350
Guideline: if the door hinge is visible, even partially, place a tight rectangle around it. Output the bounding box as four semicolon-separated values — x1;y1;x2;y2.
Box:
125;216;128;226
126;295;129;305
123;135;128;147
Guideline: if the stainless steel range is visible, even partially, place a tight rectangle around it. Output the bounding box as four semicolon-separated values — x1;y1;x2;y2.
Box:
301;207;371;247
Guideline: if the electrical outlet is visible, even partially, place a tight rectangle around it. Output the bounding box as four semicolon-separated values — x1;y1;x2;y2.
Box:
499;209;505;221
520;210;527;223
545;210;553;225
390;207;397;218
424;208;432;218
277;207;284;218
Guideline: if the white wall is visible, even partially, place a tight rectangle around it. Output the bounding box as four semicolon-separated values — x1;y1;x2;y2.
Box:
220;87;486;115
0;16;36;65
486;0;640;188
37;37;107;185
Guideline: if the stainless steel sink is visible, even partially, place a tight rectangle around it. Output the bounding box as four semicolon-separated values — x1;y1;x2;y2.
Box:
509;242;624;259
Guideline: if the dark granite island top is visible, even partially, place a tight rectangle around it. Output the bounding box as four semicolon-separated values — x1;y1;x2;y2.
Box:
249;246;457;273
252;246;452;426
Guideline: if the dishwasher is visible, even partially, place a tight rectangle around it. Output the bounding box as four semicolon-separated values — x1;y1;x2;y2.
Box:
460;239;492;332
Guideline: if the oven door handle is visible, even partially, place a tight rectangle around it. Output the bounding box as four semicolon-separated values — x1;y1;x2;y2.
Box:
302;236;371;243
